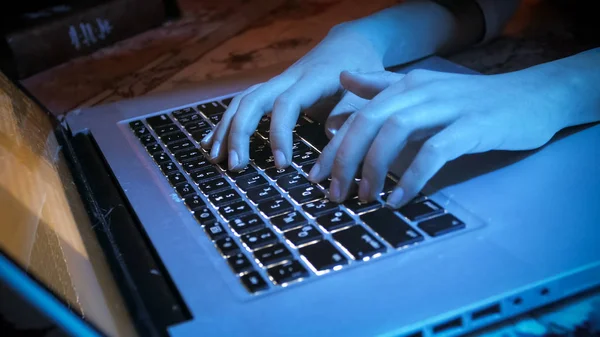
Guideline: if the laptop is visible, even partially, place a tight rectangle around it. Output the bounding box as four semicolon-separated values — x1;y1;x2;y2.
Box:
1;55;599;337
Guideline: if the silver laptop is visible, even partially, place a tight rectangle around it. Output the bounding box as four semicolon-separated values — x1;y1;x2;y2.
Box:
1;56;599;337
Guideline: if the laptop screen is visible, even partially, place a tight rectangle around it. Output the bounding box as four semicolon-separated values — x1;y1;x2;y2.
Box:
0;72;137;336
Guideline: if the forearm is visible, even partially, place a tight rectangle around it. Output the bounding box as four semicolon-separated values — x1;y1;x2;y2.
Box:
332;0;486;67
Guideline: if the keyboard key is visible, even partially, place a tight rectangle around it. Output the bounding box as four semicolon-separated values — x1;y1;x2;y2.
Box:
159;161;178;174
133;126;150;137
267;260;308;285
153;152;171;164
277;174;309;191
382;176;397;194
289;185;324;204
246;185;279;204
302;199;339;217
175;113;203;125
215;236;240;256
229;253;253;274
316;210;354;232
184;194;205;210
198;177;229;194
225;165;257;180
193;207;217;226
271;211;307;231
129;120;144;130
181;157;210;173
295;123;329;151
184;120;210;133
174;149;202;162
209;189;242;207
241;228;278;250
166;140;194;153
204;222;226;240
291;149;319;166
139;134;156;146
319;178;332;190
360;208;423;248
332;225;386;260
190;129;212;142
240;270;268;293
236;173;268;191
399;199;444;221
229;214;265;235
344;198;381;214
197;101;225;116
221;97;233;107
167;172;187;186
160;131;187;144
285;225;322;247
300;162;315;175
154;123;180;136
265;166;296;180
418;214;465;237
291;140;310;154
190;167;220;183
228;253;253;274
175;182;195;198
208;114;223;124
258;197;294;218
219;201;253;221
146;114;173;128
299;240;348;272
253;153;276;170
254;243;292;266
171;107;195;119
145;143;163;155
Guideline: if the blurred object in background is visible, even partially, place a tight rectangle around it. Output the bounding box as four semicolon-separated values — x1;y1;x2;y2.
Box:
0;0;181;79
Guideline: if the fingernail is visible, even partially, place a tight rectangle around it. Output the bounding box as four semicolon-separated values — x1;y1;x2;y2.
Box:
274;150;287;168
229;150;239;170
201;131;212;145
329;178;341;202
210;141;220;160
358;179;370;201
308;162;320;181
386;187;404;208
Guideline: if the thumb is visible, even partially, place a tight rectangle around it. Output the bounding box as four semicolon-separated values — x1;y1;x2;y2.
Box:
340;70;405;99
324;90;368;139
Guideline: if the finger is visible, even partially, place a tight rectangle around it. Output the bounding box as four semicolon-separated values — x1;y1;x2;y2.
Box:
340;70;405;99
359;103;457;202
324;90;368;139
203;84;262;162
227;76;296;170
270;73;340;168
386;118;482;208
327;90;426;202
308;113;357;183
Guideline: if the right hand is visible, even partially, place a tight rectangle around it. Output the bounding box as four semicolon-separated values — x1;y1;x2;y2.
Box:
200;24;385;171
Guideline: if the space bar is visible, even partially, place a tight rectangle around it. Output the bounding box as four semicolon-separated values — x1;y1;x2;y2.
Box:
295;123;330;151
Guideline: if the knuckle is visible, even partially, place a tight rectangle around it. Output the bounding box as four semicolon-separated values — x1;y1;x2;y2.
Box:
387;113;413;130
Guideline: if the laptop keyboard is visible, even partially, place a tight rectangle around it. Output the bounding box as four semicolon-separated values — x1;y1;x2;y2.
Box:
128;97;467;295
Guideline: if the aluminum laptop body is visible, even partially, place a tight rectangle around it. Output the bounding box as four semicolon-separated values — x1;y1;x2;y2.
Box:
4;56;599;337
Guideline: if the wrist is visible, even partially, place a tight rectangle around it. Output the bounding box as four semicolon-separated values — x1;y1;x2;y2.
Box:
535;48;600;129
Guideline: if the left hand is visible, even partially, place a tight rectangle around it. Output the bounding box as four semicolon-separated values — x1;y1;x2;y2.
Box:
308;67;570;207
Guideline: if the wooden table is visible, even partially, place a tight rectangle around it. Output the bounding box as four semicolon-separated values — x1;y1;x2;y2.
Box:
17;0;600;336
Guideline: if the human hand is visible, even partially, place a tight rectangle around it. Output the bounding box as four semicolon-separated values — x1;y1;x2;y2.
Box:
309;67;569;207
200;25;385;170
